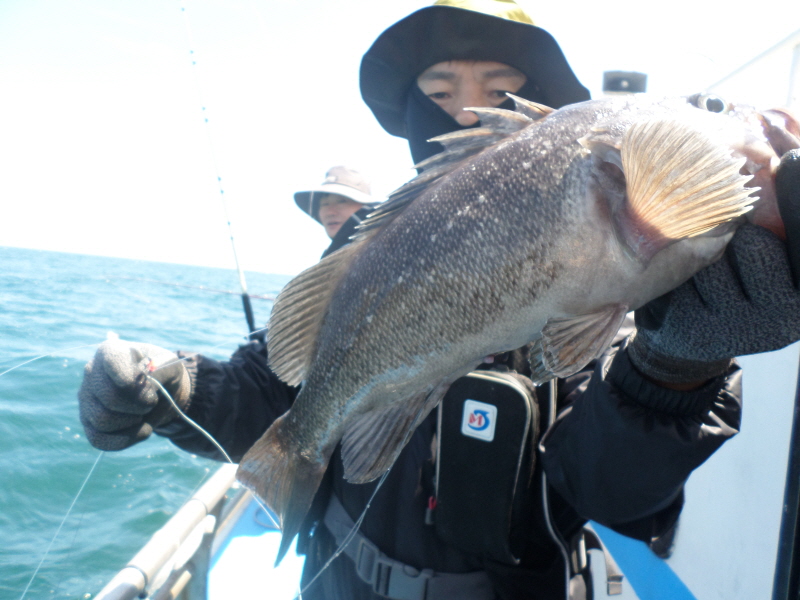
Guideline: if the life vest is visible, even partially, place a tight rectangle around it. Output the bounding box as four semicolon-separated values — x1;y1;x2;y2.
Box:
432;370;539;564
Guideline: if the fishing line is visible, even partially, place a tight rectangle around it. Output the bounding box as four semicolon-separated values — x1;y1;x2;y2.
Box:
147;375;234;465
0;327;268;383
0;343;101;378
179;0;257;335
2;299;270;590
293;469;391;599
18;452;104;600
292;398;433;599
148;355;420;600
145;371;281;532
147;354;368;595
0;326;404;594
2;331;271;588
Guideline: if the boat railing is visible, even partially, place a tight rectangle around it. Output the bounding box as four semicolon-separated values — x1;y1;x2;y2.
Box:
94;463;250;600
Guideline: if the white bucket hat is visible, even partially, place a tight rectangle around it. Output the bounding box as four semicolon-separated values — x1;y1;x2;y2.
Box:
294;166;378;223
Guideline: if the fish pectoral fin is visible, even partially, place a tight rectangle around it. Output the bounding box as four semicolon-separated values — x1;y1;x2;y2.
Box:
536;304;629;382
268;242;362;386
585;117;758;263
341;382;451;484
236;414;331;566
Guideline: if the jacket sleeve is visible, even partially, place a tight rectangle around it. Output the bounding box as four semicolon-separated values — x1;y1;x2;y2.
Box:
539;337;742;540
154;341;298;462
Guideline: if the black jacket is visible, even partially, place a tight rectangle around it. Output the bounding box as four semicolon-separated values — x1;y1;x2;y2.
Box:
161;234;742;599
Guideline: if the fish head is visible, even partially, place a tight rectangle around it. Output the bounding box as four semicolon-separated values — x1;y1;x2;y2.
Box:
686;93;800;239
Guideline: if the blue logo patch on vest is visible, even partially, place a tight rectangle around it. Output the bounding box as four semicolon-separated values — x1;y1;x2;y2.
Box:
461;400;497;442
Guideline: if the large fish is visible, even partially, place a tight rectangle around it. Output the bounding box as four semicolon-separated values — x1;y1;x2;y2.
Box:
239;93;800;563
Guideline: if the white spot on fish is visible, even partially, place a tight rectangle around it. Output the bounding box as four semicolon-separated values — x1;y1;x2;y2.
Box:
431;234;437;242
366;315;373;324
397;276;403;284
478;195;487;203
522;162;531;169
447;221;453;230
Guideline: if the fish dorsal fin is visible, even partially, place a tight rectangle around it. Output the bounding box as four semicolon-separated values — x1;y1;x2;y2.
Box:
531;304;629;385
354;165;449;238
429;127;509;155
267;242;362;386
340;381;451;483
461;106;536;134
506;93;555;121
584;117;758;262
357;103;543;240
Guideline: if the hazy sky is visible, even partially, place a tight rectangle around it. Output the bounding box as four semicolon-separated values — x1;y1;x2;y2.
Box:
1;0;798;277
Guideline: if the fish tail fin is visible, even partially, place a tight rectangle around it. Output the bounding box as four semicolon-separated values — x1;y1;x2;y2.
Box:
591;117;758;262
236;415;329;566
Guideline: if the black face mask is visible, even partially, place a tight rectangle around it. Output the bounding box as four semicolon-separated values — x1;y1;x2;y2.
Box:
404;78;546;167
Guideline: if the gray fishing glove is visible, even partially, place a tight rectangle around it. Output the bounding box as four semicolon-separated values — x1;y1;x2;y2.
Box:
78;339;192;450
629;149;800;384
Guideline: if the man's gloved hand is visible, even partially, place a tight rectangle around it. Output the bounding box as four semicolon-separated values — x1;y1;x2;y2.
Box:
78;339;192;450
629;149;800;385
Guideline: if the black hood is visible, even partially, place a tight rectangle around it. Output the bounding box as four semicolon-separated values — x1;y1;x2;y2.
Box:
405;77;547;166
361;5;590;140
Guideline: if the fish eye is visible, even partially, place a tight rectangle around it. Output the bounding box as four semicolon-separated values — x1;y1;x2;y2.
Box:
693;93;729;114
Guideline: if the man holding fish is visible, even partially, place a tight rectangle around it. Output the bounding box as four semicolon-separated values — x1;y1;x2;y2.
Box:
78;1;800;598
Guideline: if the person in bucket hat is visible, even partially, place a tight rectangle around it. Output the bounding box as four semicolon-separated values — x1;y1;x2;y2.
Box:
294;166;380;249
360;0;590;164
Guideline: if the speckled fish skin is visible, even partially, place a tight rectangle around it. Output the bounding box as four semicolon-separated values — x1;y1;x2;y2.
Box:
237;94;798;564
291;96;768;440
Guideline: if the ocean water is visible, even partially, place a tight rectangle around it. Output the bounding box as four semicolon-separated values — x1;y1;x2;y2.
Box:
0;246;291;600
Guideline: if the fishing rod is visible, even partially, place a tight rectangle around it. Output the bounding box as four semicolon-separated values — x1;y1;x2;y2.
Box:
180;2;258;337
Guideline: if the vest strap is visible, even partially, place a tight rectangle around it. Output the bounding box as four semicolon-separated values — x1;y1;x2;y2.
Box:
323;493;494;600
